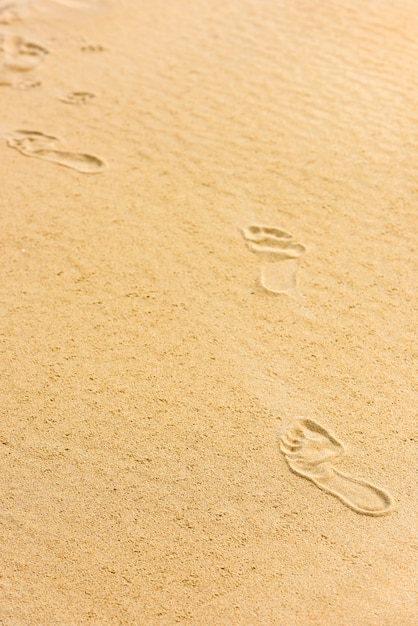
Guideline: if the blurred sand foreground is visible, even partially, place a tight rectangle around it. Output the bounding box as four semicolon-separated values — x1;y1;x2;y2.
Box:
1;0;417;623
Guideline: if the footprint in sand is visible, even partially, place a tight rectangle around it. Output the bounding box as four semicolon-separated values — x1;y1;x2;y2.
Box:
0;34;48;86
280;419;393;516
59;91;95;104
4;129;105;173
241;225;306;300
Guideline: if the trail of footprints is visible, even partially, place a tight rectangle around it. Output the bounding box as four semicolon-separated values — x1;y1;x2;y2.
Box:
280;419;393;516
2;3;394;519
0;30;103;171
1;7;103;171
242;226;393;514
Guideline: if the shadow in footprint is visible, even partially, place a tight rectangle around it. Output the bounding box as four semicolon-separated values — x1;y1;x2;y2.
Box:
280;419;393;516
242;225;306;300
4;129;105;173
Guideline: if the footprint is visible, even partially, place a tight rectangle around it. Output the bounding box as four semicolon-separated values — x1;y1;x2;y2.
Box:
242;225;306;299
280;419;393;516
4;129;105;173
0;34;48;85
59;91;95;104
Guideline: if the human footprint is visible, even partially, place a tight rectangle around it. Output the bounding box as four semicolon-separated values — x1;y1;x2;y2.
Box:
280;419;393;516
4;129;105;173
241;225;306;299
59;91;96;104
0;34;48;85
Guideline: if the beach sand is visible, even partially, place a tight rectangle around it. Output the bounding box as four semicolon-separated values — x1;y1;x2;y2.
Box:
1;0;417;623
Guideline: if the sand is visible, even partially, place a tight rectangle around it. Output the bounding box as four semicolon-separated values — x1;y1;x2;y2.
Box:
1;0;417;623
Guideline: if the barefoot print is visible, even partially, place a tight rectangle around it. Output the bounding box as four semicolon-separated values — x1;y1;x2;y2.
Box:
59;91;95;104
4;129;106;173
0;34;48;86
280;419;393;516
241;225;306;300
